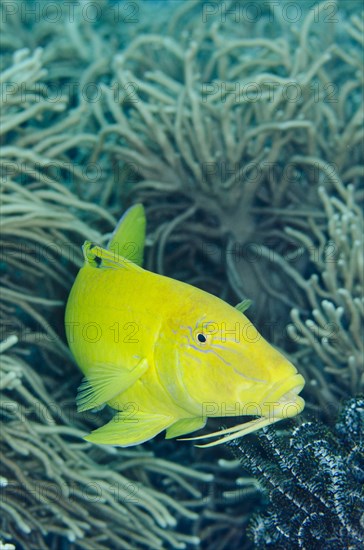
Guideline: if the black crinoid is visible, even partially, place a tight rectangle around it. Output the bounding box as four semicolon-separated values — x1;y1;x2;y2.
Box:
233;397;364;549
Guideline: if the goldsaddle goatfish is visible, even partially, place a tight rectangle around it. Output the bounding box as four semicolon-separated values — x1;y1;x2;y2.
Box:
65;204;305;448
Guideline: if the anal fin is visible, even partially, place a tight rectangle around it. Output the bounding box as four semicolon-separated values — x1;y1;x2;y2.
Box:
77;358;148;412
165;417;206;439
84;410;174;446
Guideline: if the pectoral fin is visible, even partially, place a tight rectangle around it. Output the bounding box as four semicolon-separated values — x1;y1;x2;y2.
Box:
235;299;252;314
165;417;207;439
84;410;174;446
77;358;148;412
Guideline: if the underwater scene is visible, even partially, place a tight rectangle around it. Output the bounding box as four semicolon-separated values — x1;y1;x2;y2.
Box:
0;0;363;548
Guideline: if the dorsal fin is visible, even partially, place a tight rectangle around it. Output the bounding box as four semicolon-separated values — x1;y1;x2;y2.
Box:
107;204;146;266
82;241;143;272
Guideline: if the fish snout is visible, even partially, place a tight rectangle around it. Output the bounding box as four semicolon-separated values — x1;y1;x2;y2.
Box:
261;373;305;420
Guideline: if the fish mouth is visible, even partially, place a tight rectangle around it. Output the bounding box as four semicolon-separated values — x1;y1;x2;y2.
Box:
262;373;305;419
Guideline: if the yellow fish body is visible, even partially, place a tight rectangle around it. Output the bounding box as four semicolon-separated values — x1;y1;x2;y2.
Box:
65;204;305;447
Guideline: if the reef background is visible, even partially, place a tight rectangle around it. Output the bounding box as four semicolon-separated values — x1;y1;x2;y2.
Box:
1;1;363;549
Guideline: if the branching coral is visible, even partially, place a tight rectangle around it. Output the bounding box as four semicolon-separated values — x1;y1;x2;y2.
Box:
1;169;216;547
234;396;364;548
82;0;363;420
0;4;270;548
1;339;209;548
86;0;363;322
0;10;247;550
286;184;363;414
1;1;363;548
255;180;363;417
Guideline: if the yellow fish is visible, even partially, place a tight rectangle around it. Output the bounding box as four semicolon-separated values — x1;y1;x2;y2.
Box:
65;204;305;448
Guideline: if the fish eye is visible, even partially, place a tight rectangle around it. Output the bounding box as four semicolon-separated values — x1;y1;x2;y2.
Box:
192;326;212;347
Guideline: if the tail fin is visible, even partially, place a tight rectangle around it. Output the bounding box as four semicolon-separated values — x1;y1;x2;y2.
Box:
107;204;146;266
